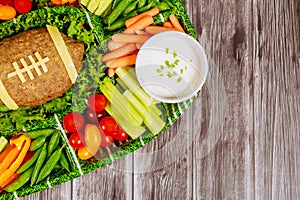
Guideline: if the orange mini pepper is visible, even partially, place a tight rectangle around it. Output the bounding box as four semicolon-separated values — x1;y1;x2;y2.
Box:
0;145;16;163
0;135;31;186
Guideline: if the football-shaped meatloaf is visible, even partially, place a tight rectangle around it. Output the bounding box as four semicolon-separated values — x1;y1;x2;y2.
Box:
0;28;84;108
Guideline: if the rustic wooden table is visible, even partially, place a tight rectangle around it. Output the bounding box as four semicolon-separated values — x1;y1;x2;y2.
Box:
24;0;300;199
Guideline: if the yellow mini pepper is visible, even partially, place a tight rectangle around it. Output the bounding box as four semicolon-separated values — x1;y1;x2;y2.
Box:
0;135;31;187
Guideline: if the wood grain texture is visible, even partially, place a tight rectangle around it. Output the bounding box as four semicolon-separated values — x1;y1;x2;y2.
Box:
23;0;300;199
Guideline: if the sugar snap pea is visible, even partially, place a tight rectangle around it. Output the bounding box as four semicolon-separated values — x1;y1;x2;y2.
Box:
163;0;175;8
29;136;46;151
137;0;147;8
24;129;55;139
59;151;70;173
4;166;34;192
137;0;157;13
16;147;42;174
47;131;60;156
107;0;135;25
157;1;170;11
36;146;63;183
31;143;47;186
123;1;138;16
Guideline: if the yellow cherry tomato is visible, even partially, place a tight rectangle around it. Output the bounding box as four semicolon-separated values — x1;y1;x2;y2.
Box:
0;6;16;21
85;124;102;150
78;147;94;160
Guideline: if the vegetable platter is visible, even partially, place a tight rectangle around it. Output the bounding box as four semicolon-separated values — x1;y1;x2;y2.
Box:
0;0;199;199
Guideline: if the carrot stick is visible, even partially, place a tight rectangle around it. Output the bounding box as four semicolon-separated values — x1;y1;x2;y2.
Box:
112;33;150;44
163;22;174;28
0;147;20;176
108;68;116;77
145;26;179;35
0;145;15;163
108;53;138;69
136;43;143;49
124;15;154;34
169;14;185;32
0;173;19;189
106;58;116;67
107;40;127;52
125;8;160;28
102;43;137;62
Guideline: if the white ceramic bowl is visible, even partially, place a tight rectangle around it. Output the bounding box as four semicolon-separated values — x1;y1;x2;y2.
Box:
135;31;209;103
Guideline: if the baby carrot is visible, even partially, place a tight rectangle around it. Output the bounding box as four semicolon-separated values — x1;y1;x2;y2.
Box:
102;43;137;62
125;7;159;27
112;33;150;44
163;22;174;28
145;26;179;35
124;15;154;34
108;68;116;77
107;40;126;52
108;53;138;69
169;14;185;32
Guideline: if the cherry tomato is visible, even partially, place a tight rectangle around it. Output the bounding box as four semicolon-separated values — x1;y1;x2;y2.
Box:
88;94;107;113
84;109;107;124
69;133;85;149
99;116;118;136
63;112;85;133
85;124;101;149
113;127;129;141
14;0;32;14
100;131;114;147
0;0;13;7
0;6;16;20
78;147;94;160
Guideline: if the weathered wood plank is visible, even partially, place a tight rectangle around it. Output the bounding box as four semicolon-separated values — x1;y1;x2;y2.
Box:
253;0;300;199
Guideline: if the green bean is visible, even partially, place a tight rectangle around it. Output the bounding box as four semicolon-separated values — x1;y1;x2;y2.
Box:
16;147;42;174
31;143;47;186
24;129;55;139
157;1;170;11
47;131;60;156
29;136;46;151
59;151;70;173
107;0;135;25
123;1;138;16
36;146;63;183
4;166;34;192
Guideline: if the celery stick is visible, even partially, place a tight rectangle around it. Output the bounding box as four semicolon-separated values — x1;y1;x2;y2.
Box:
123;90;166;135
106;104;145;139
116;78;129;91
80;0;90;6
87;0;101;12
116;67;156;107
101;80;143;126
150;104;163;116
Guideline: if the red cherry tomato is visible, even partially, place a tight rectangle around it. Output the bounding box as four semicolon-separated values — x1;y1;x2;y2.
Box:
63;112;85;133
113;127;129;141
88;94;107;113
84;109;107;124
69;133;85;149
0;0;13;7
100;131;114;147
99;116;118;136
14;0;32;14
